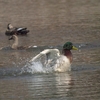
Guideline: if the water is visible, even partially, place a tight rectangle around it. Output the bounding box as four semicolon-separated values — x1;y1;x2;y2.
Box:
0;0;100;100
0;45;100;100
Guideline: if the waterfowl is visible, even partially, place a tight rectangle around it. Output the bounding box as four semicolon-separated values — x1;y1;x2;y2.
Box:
29;42;78;72
5;23;29;36
9;33;28;50
9;34;19;49
0;33;31;51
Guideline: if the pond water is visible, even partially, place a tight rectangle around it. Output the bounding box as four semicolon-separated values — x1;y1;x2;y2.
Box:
0;0;100;100
0;45;100;100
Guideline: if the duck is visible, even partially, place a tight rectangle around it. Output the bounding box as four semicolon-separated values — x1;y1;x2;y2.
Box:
5;23;29;36
29;42;78;72
0;32;37;50
9;33;18;49
8;33;28;50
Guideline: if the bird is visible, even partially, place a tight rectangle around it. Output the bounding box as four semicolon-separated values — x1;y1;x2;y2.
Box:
8;33;28;50
0;33;19;50
0;33;36;50
5;23;29;36
29;42;78;72
9;33;19;49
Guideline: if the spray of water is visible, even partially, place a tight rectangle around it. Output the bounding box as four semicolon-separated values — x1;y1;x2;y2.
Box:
21;55;71;74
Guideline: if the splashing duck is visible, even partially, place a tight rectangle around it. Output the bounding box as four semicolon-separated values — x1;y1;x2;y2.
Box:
29;42;78;72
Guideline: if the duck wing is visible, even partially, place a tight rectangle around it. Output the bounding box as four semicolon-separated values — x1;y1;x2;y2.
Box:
29;49;60;64
16;27;27;31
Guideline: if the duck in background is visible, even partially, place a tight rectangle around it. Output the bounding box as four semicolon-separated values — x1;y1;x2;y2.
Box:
9;33;19;49
0;32;33;50
29;42;78;72
5;23;29;36
8;32;29;50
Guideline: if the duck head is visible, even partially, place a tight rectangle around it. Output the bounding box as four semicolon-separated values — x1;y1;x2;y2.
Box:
63;42;78;50
7;23;14;30
62;42;78;62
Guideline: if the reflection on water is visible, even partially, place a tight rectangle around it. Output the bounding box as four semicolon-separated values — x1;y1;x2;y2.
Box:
27;73;71;99
0;73;71;100
0;70;100;100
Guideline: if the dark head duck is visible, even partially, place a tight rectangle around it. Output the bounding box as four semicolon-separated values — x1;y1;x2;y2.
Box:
5;23;29;36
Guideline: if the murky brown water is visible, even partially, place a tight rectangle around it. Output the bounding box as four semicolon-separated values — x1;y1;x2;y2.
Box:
0;0;100;100
0;0;100;46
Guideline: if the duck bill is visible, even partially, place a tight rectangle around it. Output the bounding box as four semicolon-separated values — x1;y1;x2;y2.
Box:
72;46;78;50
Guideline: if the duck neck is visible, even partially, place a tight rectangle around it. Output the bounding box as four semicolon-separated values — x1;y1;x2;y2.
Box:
12;35;18;49
62;49;73;63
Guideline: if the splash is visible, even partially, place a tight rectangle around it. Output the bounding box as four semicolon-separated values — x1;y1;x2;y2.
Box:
21;60;54;74
21;55;71;74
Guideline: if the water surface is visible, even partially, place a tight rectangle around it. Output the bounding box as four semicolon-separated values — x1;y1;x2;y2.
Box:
0;0;100;100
